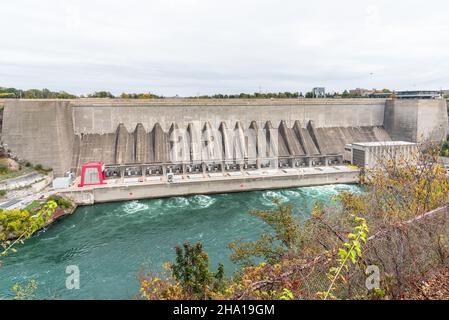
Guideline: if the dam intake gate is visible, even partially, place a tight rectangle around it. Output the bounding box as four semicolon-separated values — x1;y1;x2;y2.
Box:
98;123;344;182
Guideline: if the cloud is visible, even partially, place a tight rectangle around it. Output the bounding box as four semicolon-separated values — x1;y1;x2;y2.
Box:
1;0;448;95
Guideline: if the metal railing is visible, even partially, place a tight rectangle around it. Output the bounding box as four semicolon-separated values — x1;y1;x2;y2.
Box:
102;154;344;179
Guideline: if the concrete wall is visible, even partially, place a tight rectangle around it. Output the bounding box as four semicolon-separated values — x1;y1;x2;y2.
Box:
72;99;386;133
416;99;449;141
1;100;74;176
384;99;449;142
62;169;360;204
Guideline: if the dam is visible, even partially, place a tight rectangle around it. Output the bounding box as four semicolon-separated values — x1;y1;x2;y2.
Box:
1;98;448;203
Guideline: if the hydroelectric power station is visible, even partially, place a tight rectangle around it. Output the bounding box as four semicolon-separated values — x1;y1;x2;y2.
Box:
1;98;448;204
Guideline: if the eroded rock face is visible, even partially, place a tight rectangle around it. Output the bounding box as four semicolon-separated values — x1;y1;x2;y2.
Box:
0;156;20;171
0;141;20;171
5;158;20;171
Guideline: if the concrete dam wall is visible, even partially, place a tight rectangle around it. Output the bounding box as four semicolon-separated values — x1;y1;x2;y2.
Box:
1;99;448;176
71;120;390;172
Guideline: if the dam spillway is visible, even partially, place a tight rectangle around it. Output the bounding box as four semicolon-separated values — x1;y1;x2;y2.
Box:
1;98;448;178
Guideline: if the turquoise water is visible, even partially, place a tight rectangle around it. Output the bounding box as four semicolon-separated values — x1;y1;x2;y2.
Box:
0;184;361;299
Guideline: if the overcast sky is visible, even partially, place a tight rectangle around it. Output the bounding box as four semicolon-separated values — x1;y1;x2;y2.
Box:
1;0;449;96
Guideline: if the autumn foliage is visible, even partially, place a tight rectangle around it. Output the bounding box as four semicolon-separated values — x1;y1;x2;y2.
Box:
140;143;449;300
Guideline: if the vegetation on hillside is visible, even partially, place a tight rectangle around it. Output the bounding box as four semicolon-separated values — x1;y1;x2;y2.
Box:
188;89;394;99
119;92;163;99
0;156;26;182
190;92;304;99
441;140;449;157
0;200;57;243
0;87;76;99
0;87;163;99
1;86;405;100
140;143;449;300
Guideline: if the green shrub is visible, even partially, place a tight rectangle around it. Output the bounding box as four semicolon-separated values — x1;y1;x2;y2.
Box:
47;195;72;209
33;164;52;173
24;200;42;212
441;140;449;157
0;190;6;197
0;200;58;241
0;164;9;175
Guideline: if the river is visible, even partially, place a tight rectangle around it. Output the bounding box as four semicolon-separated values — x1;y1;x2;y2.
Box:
0;184;361;299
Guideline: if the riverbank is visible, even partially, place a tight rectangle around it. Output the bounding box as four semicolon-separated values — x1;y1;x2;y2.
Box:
0;195;76;241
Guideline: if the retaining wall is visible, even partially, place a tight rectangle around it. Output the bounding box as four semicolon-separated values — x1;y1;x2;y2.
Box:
61;168;360;204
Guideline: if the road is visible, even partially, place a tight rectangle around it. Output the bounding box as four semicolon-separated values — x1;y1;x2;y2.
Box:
0;189;56;210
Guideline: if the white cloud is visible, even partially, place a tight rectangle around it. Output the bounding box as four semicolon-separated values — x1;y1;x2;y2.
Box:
0;0;448;95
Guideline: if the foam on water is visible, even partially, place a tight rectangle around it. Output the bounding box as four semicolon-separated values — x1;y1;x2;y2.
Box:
280;190;302;198
164;197;190;209
189;195;217;209
262;191;290;206
120;201;150;215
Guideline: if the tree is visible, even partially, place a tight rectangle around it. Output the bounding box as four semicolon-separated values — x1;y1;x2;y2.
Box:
1;198;57;282
88;91;115;98
140;241;225;300
361;142;449;222
341;90;351;98
0;87;76;99
305;92;314;98
228;200;301;267
440;140;449;157
0;92;16;98
172;242;217;298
